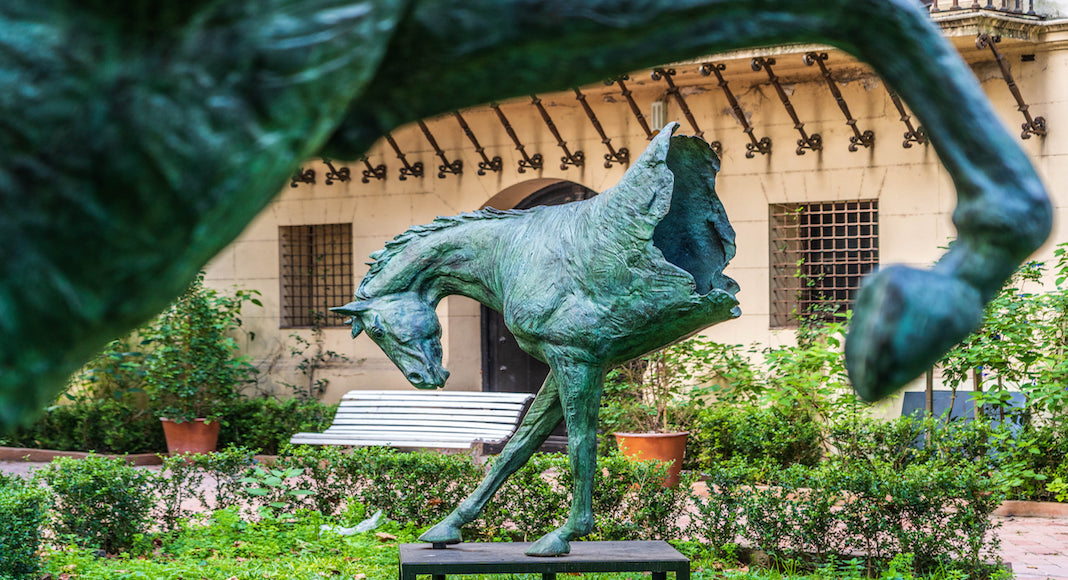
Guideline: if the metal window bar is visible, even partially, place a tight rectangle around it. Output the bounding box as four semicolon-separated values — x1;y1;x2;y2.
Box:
280;224;354;328
769;201;878;327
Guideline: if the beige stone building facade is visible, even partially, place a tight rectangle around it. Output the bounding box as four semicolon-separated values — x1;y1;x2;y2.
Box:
203;5;1068;416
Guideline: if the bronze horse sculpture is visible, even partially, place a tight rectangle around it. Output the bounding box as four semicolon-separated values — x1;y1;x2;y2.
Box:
0;0;1052;447
333;124;737;555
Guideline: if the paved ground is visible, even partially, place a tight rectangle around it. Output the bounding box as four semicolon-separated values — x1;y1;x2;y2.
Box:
3;459;1066;577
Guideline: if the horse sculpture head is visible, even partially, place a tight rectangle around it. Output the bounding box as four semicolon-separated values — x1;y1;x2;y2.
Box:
331;292;450;389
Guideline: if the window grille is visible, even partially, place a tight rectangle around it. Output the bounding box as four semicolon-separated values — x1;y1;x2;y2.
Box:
769;200;878;327
279;223;353;328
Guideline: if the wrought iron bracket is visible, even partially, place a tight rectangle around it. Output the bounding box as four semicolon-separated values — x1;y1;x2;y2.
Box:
574;88;629;168
650;68;721;154
290;167;315;188
322;159;351;185
887;90;927;148
531;95;584;170
752;57;822;155
360;156;386;183
453;111;502;175
605;75;653;140
803;52;874;152
385;133;424;181
490;103;543;173
417;120;463;178
700;63;771;158
976;33;1046;139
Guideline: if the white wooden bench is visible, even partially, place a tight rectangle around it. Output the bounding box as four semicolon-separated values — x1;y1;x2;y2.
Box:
289;390;538;451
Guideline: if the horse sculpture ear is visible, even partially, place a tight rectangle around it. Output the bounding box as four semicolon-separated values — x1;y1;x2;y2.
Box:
330;301;367;339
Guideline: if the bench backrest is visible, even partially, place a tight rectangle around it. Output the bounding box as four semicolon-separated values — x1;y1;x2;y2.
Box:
289;390;535;449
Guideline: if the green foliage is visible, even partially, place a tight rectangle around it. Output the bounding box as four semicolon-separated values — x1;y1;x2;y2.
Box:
694;459;1002;577
600;335;720;434
143;272;261;422
689;405;822;470
0;398;165;454
241;465;315;516
0;397;336;456
217;397;337;454
33;455;155;554
0;476;50;579
279;311;354;401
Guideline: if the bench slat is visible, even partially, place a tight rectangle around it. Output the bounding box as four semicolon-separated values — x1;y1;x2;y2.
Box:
290;390;536;450
332;411;523;424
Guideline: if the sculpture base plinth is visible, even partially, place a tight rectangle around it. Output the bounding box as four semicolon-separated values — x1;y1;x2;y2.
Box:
399;540;689;580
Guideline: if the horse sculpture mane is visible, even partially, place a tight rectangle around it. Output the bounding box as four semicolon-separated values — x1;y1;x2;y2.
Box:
360;208;526;297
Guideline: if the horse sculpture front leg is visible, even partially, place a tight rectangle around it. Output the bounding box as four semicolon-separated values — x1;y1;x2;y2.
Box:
526;359;603;557
420;371;564;545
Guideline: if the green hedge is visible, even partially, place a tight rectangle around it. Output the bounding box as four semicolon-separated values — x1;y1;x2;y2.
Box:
33;455;155;554
687;405;823;470
694;458;1002;576
0;397;336;455
0;476;50;579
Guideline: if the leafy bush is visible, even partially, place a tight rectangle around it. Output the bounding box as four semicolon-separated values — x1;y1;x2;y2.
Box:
693;459;1003;576
689;405;822;470
0;397;336;456
218;398;337;454
33;455;155;553
143;272;261;422
0;398;165;454
0;476;49;579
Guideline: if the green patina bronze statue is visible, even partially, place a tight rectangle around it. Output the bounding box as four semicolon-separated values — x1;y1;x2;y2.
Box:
0;0;1052;465
333;124;737;555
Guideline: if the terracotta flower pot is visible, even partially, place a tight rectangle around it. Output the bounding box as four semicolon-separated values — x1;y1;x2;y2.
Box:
613;431;688;487
160;418;220;455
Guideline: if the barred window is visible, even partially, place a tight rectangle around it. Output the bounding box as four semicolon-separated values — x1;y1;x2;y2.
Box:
769;200;878;327
279;224;353;328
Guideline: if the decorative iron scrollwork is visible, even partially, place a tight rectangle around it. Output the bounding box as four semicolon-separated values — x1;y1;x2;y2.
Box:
650;68;722;154
490;103;543;174
417;120;463;178
452;111;502;175
606;75;653;140
531;95;584;170
290;167;315;188
887;90;927;148
976;33;1046;140
700;62;771;158
752;57;822;155
385;133;424;181
574;88;629;168
803;52;874;152
322;159;351;185
360;156;386;183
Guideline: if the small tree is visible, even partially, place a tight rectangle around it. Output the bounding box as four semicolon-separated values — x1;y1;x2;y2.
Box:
143;272;260;422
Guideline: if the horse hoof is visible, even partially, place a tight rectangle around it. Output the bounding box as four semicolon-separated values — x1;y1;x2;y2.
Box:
526;531;570;557
419;520;463;545
846;265;984;402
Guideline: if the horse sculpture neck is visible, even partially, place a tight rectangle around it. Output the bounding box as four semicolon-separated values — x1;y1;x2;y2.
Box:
356;209;523;310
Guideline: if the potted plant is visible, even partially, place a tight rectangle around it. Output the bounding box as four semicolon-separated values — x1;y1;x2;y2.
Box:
143;272;259;454
601;337;715;486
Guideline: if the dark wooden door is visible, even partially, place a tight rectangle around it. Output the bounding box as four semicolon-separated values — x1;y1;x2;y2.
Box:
481;181;598;394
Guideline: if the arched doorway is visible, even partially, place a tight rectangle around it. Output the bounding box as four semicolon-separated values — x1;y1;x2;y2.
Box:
481;181;598;394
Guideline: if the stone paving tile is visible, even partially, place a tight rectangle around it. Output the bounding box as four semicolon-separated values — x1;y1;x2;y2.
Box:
997;516;1068;580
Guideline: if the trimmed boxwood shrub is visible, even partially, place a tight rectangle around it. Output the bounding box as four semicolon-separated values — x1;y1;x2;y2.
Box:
0;397;336;456
0;475;49;579
34;455;155;554
687;405;823;470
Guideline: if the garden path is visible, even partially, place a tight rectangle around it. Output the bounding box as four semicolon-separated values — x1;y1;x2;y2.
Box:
2;459;1066;577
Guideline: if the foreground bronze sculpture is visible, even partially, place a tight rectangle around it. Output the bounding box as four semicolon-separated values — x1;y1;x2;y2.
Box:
333;124;738;555
0;0;1051;442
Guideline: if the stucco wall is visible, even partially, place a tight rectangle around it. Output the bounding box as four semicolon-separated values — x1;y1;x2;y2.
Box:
204;15;1068;417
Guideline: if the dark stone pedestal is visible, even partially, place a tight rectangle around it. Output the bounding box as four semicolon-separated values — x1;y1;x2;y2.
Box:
399;540;690;580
